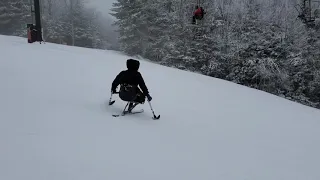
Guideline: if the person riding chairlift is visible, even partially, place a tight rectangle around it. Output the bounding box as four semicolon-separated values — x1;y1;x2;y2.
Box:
192;6;205;24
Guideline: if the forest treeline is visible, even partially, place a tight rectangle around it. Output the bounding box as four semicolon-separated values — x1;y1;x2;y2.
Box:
111;0;320;109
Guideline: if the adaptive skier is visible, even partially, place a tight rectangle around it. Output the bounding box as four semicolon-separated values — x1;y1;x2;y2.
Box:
111;59;152;112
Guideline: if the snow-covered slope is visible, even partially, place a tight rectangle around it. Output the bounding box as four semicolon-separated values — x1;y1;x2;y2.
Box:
1;35;320;180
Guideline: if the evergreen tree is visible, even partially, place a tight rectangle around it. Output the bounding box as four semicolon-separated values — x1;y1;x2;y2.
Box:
42;0;65;43
110;0;147;55
142;0;180;62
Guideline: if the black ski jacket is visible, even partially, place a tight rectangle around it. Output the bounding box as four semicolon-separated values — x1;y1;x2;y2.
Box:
112;59;149;96
111;70;149;96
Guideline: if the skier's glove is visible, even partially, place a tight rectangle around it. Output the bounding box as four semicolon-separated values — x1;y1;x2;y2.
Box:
146;94;152;101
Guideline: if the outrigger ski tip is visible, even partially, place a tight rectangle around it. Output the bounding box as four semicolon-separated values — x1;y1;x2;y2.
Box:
152;115;160;120
109;100;115;105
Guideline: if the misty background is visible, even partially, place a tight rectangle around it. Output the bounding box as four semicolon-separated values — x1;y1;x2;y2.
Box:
87;0;115;17
0;0;120;49
86;0;119;48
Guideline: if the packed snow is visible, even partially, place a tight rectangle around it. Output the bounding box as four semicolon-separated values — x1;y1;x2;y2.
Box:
1;35;320;180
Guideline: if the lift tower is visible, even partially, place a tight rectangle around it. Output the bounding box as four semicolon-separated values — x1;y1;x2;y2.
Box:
29;0;43;43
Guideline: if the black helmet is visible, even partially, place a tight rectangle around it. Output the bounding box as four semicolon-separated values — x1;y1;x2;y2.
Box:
126;59;140;71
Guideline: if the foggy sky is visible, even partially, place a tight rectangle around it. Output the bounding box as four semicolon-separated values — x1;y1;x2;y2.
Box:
87;0;116;17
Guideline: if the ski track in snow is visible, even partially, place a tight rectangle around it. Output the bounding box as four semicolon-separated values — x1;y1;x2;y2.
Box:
1;35;320;180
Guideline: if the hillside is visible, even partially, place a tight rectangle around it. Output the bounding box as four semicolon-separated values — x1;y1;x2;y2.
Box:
1;35;320;180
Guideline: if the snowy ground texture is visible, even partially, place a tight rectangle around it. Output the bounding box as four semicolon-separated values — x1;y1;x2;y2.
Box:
1;35;320;180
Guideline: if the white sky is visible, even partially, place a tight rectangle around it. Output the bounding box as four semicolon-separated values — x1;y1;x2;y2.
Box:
87;0;116;17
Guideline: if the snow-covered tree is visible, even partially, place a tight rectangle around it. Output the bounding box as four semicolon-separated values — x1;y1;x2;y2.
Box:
110;0;148;55
0;0;30;36
110;0;320;108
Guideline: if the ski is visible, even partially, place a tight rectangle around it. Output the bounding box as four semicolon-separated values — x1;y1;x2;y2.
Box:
109;100;115;105
112;109;144;117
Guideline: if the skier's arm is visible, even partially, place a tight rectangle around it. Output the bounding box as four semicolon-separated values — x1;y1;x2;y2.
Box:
111;71;124;92
137;73;149;96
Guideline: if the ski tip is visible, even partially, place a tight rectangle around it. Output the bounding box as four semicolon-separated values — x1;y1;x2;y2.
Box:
109;101;115;105
153;115;160;120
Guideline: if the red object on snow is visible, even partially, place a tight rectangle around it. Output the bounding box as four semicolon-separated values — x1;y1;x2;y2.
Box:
27;24;33;43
